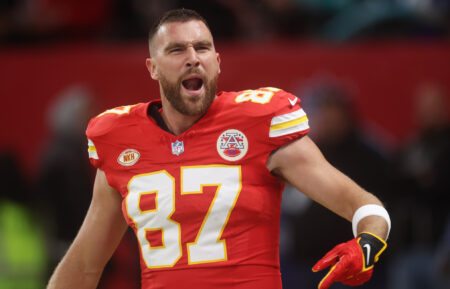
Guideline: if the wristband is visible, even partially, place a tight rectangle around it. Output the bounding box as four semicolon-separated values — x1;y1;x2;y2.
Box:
352;204;391;239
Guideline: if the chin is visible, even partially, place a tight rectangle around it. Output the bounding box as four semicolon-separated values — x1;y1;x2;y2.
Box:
184;104;206;116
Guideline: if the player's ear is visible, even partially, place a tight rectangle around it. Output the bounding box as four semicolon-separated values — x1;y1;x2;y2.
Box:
217;53;221;74
146;58;159;80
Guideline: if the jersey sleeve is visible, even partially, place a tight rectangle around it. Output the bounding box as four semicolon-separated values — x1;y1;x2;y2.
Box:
87;136;101;169
85;104;140;170
85;114;109;170
266;88;310;147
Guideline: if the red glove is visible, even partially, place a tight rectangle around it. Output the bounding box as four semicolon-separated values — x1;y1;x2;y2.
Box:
312;232;387;289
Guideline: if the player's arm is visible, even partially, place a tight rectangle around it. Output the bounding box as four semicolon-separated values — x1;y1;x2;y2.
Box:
267;135;390;289
47;169;128;289
267;135;388;237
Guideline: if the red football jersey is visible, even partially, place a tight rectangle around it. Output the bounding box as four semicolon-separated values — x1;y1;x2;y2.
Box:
86;87;309;289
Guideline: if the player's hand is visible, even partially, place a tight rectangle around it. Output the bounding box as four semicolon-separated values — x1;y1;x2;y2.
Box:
312;232;387;289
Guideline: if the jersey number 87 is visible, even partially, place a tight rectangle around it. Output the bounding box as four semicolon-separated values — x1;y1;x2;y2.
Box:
125;165;241;268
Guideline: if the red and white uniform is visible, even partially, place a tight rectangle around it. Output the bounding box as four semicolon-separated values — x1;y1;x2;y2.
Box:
86;88;309;289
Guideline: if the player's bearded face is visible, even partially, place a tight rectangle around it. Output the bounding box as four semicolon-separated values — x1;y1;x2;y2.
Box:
159;67;218;116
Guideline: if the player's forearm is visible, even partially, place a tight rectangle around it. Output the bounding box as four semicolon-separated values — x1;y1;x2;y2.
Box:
316;172;391;240
340;185;390;240
47;254;103;289
47;236;106;289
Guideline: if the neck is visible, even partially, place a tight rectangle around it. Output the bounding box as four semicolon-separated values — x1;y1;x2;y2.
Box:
160;99;202;135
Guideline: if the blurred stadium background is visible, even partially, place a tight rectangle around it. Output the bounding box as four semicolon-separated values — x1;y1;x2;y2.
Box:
1;1;449;289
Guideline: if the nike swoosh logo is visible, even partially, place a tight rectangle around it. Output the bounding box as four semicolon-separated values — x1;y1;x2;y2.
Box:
288;97;298;106
363;244;371;266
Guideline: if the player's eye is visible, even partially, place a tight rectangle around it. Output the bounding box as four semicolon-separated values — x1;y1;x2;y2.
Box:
195;45;210;52
169;47;184;54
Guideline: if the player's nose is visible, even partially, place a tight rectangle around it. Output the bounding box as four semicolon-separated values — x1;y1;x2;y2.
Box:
185;47;200;68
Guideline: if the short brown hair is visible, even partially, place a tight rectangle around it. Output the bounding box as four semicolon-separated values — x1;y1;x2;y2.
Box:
148;9;211;45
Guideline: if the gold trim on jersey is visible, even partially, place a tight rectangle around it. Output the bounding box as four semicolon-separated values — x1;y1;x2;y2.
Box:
87;139;99;159
97;104;138;117
269;108;309;138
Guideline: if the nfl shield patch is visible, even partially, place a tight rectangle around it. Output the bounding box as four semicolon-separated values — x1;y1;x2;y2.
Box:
171;140;184;156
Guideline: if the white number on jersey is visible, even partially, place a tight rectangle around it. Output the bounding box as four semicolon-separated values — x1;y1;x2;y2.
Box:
125;166;241;268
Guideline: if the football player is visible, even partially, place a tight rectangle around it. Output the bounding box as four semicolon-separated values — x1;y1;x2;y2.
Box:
47;8;390;289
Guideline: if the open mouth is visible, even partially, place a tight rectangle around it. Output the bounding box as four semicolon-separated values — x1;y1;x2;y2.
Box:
182;76;204;92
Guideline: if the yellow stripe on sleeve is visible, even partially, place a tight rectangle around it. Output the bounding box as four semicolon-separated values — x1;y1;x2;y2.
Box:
87;139;99;160
269;108;310;138
270;115;308;131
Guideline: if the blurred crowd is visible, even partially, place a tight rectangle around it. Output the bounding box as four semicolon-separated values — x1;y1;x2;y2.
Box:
1;1;450;289
0;0;449;44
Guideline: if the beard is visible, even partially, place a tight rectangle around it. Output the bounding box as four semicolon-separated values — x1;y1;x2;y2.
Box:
159;68;218;116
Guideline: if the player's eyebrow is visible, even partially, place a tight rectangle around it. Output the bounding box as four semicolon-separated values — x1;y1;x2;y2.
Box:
164;40;213;53
193;40;213;48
